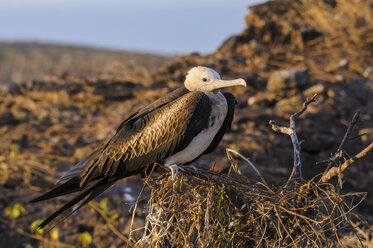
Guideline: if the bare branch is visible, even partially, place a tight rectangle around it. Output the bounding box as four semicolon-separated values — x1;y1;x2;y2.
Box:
320;142;373;183
318;111;361;186
269;94;318;182
269;120;292;135
290;94;317;128
337;111;360;152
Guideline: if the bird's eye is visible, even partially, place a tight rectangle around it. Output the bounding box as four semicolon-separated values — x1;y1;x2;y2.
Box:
202;77;208;82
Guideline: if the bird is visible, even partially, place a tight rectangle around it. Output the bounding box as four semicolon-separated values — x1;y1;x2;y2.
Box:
30;66;246;229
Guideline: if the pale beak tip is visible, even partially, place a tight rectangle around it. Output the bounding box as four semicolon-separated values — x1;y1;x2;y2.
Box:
239;78;247;87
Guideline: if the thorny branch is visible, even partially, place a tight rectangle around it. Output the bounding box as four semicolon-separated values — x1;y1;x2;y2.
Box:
269;94;317;183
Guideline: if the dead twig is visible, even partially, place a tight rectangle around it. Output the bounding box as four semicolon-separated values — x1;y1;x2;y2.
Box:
318;111;360;186
320;142;373;183
128;163;156;247
336;111;360;153
269;94;317;183
290;94;318;126
226;148;268;186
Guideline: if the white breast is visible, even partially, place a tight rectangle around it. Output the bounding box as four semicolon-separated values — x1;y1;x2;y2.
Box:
164;92;228;165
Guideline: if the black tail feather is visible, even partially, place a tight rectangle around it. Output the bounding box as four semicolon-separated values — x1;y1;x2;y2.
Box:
30;177;80;203
37;178;114;229
44;178;115;231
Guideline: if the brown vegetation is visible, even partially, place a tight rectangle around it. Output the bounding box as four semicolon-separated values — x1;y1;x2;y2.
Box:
131;97;372;247
0;0;372;247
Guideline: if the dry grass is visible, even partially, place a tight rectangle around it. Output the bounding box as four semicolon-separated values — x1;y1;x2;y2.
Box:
130;164;369;248
129;99;372;247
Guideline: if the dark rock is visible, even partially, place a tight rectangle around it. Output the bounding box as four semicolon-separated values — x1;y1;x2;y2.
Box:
267;68;310;92
9;83;23;94
301;29;323;42
247;91;277;107
11;134;29;149
0;112;20;126
94;80;138;101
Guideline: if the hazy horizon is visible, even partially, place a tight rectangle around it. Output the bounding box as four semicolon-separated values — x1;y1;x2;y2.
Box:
0;0;265;55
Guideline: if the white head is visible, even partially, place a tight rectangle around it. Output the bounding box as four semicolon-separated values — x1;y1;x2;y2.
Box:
184;66;246;92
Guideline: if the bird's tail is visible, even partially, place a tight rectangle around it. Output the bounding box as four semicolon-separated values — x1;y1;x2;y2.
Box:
30;177;81;202
30;177;114;229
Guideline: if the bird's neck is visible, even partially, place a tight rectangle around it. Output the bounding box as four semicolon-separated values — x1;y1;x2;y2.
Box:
203;90;221;97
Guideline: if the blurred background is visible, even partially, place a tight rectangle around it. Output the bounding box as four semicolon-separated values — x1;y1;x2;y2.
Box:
0;0;264;84
0;0;264;54
0;0;372;247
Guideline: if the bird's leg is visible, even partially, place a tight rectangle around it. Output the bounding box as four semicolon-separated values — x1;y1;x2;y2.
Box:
186;165;199;173
165;164;184;180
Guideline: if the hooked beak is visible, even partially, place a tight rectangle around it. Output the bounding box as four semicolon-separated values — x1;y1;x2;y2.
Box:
209;78;246;91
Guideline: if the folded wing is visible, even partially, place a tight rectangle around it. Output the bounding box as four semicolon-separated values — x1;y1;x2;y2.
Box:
79;88;212;186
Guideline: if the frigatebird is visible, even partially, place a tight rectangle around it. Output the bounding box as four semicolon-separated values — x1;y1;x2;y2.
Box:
31;66;246;228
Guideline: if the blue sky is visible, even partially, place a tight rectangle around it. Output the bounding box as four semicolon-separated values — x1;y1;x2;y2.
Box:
0;0;265;55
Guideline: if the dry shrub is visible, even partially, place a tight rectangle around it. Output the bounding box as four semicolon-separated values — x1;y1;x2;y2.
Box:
130;103;371;247
132;166;368;247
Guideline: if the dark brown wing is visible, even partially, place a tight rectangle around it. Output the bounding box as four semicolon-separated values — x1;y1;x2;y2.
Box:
115;87;189;133
30;87;212;229
79;89;211;186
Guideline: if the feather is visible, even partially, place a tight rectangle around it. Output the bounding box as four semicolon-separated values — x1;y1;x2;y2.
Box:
30;177;80;203
36;178;114;229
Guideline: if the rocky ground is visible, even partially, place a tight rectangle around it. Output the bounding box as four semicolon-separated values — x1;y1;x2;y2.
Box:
0;0;372;247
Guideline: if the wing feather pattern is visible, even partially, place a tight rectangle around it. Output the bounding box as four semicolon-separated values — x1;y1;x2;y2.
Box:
31;87;213;228
31;88;236;229
79;88;211;187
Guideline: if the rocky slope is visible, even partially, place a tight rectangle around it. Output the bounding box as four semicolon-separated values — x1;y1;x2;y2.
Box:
153;0;373;210
0;41;171;85
0;0;372;247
